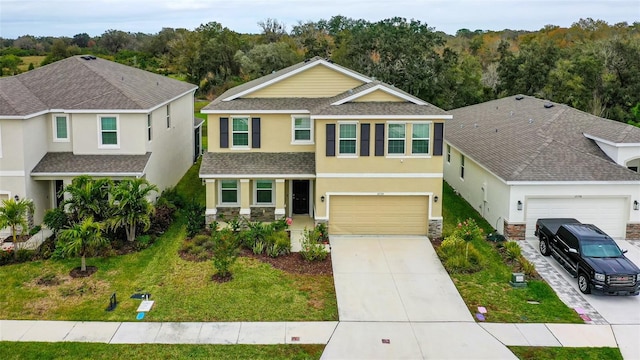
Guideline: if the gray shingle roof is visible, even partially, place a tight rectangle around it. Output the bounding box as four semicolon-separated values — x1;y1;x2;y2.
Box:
200;152;315;177
0;56;197;117
31;152;151;176
446;95;640;182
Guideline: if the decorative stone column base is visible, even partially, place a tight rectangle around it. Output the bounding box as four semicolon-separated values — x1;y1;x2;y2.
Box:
428;219;443;239
503;220;526;240
626;223;640;240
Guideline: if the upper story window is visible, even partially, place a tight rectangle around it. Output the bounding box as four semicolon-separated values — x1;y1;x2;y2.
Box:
147;114;152;141
411;123;430;155
460;154;465;179
166;105;171;129
338;122;357;155
446;144;451;163
255;180;274;204
387;123;406;155
98;115;119;148
220;180;239;204
232;117;249;148
292;116;313;144
53;115;69;142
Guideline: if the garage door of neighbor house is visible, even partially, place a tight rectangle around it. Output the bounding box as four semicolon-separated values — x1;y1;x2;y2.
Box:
525;197;626;239
329;195;428;235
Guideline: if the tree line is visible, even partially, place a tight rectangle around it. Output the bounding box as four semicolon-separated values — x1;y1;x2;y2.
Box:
1;16;639;124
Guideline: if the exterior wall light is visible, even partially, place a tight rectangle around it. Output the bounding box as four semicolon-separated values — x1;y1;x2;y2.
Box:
14;195;19;201
634;200;639;211
320;195;325;202
434;195;439;203
517;200;523;211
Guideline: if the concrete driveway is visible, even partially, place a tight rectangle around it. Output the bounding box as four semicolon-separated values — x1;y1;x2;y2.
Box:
330;236;472;322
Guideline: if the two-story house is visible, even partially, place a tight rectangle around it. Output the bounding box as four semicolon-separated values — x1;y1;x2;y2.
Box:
0;55;199;224
200;57;450;238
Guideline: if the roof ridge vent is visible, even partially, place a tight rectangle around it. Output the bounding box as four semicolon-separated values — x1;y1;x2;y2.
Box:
80;55;97;60
544;103;554;108
515;95;524;100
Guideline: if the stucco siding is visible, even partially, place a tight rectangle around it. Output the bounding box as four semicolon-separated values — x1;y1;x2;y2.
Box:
207;113;316;153
0;119;26;171
47;113;73;152
71;113;147;155
246;65;365;98
145;92;195;191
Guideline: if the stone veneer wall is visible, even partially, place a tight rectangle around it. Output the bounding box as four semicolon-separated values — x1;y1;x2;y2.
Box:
205;207;241;225
626;223;640;240
428;219;443;239
504;220;526;240
250;207;275;222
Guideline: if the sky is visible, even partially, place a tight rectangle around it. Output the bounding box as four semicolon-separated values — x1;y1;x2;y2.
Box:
1;0;639;39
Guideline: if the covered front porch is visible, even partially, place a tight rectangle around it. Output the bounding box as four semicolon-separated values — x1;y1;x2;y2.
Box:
199;152;317;224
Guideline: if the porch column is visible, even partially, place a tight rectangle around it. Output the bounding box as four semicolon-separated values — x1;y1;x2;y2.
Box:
275;179;285;220
239;179;250;218
205;179;217;224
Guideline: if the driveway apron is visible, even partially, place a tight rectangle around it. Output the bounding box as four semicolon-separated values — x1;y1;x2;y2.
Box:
329;236;472;322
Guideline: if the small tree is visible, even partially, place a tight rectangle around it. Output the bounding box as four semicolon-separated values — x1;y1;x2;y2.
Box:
58;217;106;272
109;178;158;242
62;176;112;223
0;198;35;258
211;229;240;280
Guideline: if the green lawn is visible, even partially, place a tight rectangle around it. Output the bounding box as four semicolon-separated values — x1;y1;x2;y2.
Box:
195;100;208;150
509;346;622;360
0;163;336;322
0;342;324;360
442;182;583;323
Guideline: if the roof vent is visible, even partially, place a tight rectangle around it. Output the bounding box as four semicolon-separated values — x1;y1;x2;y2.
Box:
544;103;554;108
80;55;91;60
515;95;524;100
510;111;514;116
474;123;478;128
529;119;534;124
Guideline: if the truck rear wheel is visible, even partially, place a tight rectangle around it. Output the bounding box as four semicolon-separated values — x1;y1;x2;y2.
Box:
578;273;592;294
539;235;551;256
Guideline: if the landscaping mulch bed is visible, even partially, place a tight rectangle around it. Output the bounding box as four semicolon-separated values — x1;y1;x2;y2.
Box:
240;248;333;276
69;266;98;278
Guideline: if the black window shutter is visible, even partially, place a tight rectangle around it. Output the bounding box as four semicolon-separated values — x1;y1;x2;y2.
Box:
326;124;335;157
433;123;444;156
252;117;261;148
220;117;229;148
360;123;370;156
375;123;385;156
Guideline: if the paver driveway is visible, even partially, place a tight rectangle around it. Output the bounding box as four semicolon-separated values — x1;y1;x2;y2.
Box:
330;236;472;322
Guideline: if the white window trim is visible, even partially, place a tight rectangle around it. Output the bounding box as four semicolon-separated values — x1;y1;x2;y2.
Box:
337;121;358;158
386;121;406;156
52;114;70;142
446;144;451;163
253;180;274;206
97;115;120;149
460;154;466;180
166;104;171;129
231;116;250;149
147;114;153;142
219;180;240;206
291;115;314;145
411;122;431;156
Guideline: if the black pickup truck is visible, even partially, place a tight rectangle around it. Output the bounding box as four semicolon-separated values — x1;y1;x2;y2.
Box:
535;218;640;295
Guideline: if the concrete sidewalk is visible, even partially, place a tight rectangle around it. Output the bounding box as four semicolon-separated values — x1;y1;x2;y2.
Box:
0;320;338;344
1;320;632;356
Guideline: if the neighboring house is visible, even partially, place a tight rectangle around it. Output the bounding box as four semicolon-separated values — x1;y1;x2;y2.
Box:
444;95;640;240
200;57;450;237
0;55;198;224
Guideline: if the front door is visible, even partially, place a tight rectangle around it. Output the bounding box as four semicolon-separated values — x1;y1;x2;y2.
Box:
292;180;309;214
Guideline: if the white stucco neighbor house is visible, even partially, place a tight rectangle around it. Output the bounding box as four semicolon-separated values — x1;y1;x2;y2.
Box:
444;95;640;240
0;55;199;224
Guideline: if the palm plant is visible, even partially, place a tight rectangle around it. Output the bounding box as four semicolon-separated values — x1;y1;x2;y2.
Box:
109;178;158;242
62;176;112;222
58;217;106;272
0;198;35;258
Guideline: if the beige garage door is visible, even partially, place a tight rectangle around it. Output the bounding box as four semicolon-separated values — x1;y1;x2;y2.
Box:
329;195;428;235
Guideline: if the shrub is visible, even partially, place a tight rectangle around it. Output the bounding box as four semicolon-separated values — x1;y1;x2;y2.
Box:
29;225;42;236
211;229;240;278
270;217;292;232
149;203;175;236
265;230;290;258
437;235;484;273
135;234;153;250
43;207;70;234
452;218;484;242
315;222;329;242
505;241;522;262
519;255;537;277
183;201;205;237
241;221;271;249
300;227;328;261
192;234;209;246
252;241;266;255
